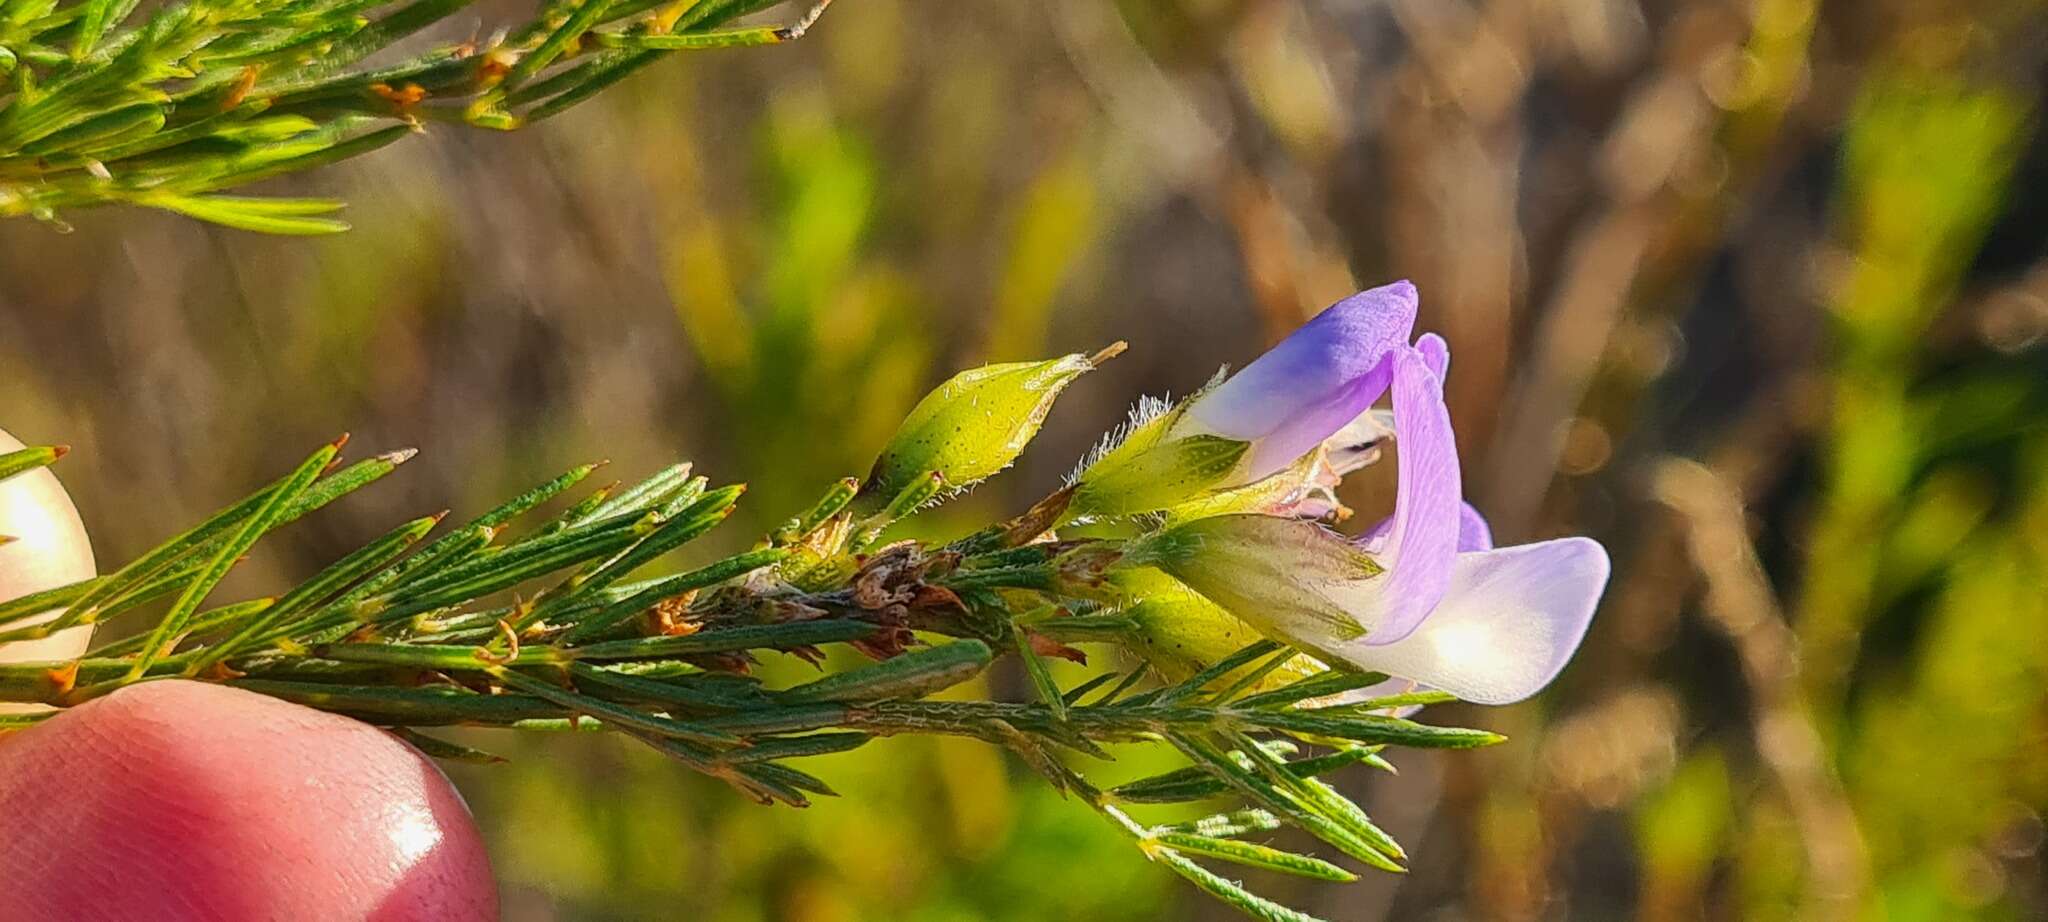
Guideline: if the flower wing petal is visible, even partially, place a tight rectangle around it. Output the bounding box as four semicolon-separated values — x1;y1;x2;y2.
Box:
1358;346;1462;645
1456;502;1493;552
1414;332;1449;379
1326;538;1609;705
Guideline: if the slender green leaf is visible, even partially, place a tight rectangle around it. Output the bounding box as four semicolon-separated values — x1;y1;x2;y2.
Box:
1013;631;1068;721
146;194;349;234
779;640;992;704
568;619;878;661
1151;833;1356;882
128;439;339;675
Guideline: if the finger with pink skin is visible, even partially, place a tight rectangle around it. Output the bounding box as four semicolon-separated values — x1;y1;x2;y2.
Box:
0;680;498;922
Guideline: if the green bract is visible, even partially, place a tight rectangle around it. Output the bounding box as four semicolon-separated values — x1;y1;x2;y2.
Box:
1132;514;1378;644
864;352;1100;501
1155;448;1319;525
1071;425;1250;519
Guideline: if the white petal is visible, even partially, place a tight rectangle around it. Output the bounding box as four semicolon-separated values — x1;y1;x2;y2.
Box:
1323;538;1609;705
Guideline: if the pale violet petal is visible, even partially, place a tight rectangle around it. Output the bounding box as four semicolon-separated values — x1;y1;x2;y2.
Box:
1357;515;1391;554
1237;364;1391;480
1456;502;1493;552
1414;332;1450;379
1360;500;1492;554
1359;346;1462;645
1325;538;1610;705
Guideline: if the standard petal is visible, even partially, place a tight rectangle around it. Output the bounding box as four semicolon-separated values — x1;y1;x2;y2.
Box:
1180;282;1418;479
1324;537;1610;705
1355;346;1462;645
1233;366;1393;483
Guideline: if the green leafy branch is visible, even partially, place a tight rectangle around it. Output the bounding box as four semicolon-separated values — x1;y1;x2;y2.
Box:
0;0;830;231
0;349;1500;921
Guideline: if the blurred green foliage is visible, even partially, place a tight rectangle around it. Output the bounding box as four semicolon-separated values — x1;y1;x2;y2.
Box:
4;0;2047;919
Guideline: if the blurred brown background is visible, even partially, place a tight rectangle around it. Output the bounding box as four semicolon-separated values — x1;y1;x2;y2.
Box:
5;0;2048;918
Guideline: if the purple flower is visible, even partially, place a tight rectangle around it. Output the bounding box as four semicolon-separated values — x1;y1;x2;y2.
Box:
1070;282;1431;519
1140;301;1610;705
1177;282;1419;481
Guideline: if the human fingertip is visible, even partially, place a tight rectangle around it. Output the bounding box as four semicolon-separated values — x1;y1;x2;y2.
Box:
0;680;498;922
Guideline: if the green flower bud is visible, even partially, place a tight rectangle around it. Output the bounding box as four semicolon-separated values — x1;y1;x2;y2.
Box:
865;348;1113;501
